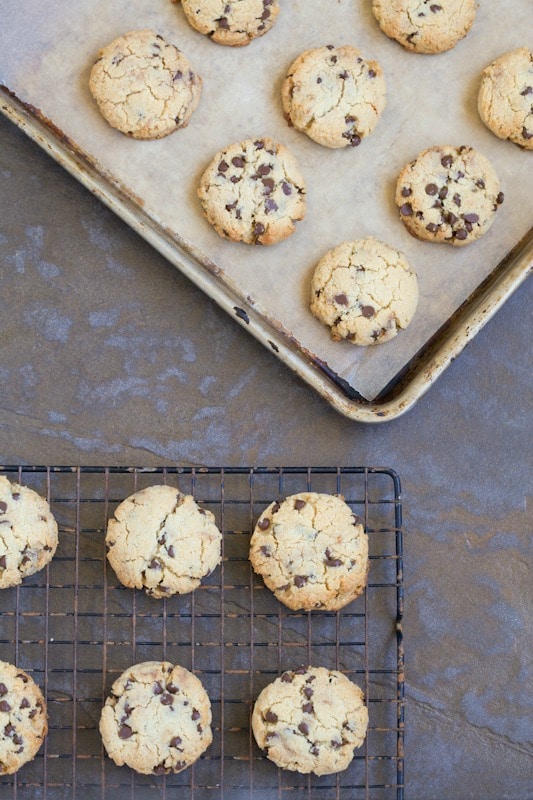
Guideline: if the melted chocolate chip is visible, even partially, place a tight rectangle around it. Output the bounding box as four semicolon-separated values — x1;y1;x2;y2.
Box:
334;293;349;306
160;693;173;706
281;672;293;683
153;682;164;695
153;764;168;775
216;16;230;28
170;736;182;747
400;203;413;216
254;140;264;149
265;199;278;213
20;698;30;709
254;222;265;236
262;177;275;194
310;744;320;756
463;213;479;224
231;156;244;168
281;182;292;196
257;164;271;176
331;739;342;749
441;154;453;168
294;575;308;588
453;193;462;207
368;69;376;77
264;710;278;723
302;702;314;713
0;501;7;513
430;3;442;10
426;223;439;233
342;131;361;147
119;724;133;739
0;700;11;712
338;70;349;80
298;721;309;735
294;666;307;675
303;686;314;699
496;192;504;205
0;684;7;696
294;499;306;510
260;545;271;557
455;229;468;240
218;160;229;173
191;708;201;720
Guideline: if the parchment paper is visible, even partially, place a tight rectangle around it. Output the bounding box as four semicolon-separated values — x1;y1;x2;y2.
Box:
2;0;531;400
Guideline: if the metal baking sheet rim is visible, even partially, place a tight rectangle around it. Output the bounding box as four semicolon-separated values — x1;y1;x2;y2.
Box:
3;87;532;424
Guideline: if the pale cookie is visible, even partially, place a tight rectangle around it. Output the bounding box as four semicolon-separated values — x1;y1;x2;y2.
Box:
310;237;418;346
0;476;58;590
282;45;386;149
100;661;212;775
198;137;306;245
396;145;504;246
0;661;48;775
106;485;222;599
178;0;279;47
478;47;533;150
89;30;202;139
249;492;368;611
252;666;368;776
372;0;476;54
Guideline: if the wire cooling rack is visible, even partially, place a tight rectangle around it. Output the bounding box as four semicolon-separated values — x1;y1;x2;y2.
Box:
0;466;404;800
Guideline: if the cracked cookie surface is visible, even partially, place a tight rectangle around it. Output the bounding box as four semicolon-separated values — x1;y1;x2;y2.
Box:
0;475;58;590
478;47;533;150
89;29;202;139
100;661;212;775
0;661;48;775
372;0;476;54
395;145;504;246
178;0;279;46
249;492;368;611
198;137;306;245
310;237;418;346
252;666;368;775
105;485;222;599
282;45;386;149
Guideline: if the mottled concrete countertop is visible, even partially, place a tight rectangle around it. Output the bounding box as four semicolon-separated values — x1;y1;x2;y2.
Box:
0;115;531;799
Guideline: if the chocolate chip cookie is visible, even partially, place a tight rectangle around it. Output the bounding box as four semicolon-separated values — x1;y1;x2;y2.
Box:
0;475;58;590
106;485;222;599
395;145;504;246
0;661;48;775
281;45;386;149
252;666;368;775
249;492;368;611
179;0;280;46
198;137;306;245
310;237;419;345
478;47;533;150
372;0;476;54
100;661;212;775
89;30;202;139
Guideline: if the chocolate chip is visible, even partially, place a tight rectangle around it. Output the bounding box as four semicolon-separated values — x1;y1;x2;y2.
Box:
230;175;240;184
430;3;442;10
294;666;307;675
294;575;308;588
303;686;314;698
325;556;343;567
265;731;277;740
20;698;30;709
281;182;292;196
149;559;161;570
522;127;532;140
119;724;133;739
439;186;448;200
330;55;338;64
338;70;349;80
294;499;306;510
231;156;244;168
425;183;438;195
426;223;439;233
453;193;461;207
0;502;7;513
496;192;504;205
4;723;14;735
361;305;374;318
257;164;271;176
302;702;314;713
265;199;278;213
400;203;413;216
441;154;453;168
272;502;281;513
331;739;342;749
326;45;334;50
455;229;468;240
254;140;265;149
191;708;200;720
153;682;164;695
310;745;320;756
153;764;168;775
254;222;265;236
463;213;479;224
12;734;22;745
446;212;458;225
298;722;309;735
0;700;12;712
401;186;412;197
264;710;278;723
0;684;6;697
368;69;376;77
520;86;532;96
257;518;270;531
334;293;348;306
174;70;183;81
475;179;485;189
160;693;173;706
166;546;175;558
259;546;271;557
342;131;361;146
12;492;20;500
262;178;275;194
218;160;229;173
217;16;229;28
316;76;322;84
281;672;293;682
170;736;182;748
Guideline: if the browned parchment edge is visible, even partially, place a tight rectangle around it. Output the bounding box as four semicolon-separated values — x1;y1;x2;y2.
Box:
2;86;531;423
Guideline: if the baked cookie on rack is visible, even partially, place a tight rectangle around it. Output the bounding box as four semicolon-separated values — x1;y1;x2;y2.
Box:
178;0;280;46
89;30;202;139
310;237;419;346
105;484;222;598
478;47;533;150
371;0;476;54
395;144;504;245
282;45;386;149
198;137;306;245
249;492;368;611
252;666;368;775
100;661;212;775
0;475;58;589
0;661;48;775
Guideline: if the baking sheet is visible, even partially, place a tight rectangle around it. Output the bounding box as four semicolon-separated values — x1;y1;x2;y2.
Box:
1;1;531;401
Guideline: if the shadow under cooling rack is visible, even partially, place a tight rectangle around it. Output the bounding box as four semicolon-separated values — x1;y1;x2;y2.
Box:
0;465;404;800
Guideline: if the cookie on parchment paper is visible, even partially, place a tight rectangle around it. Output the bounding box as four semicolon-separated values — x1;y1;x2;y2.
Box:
395;145;504;246
282;45;386;149
252;666;368;775
105;484;222;599
178;0;280;47
478;47;533;150
198;137;306;245
100;661;212;775
0;475;58;590
249;492;368;611
371;0;476;54
89;29;202;139
0;661;48;775
310;237;419;346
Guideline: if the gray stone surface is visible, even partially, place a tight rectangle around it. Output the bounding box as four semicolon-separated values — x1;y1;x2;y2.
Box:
0;114;531;798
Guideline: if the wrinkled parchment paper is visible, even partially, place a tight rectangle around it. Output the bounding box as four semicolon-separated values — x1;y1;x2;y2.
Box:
2;0;531;400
